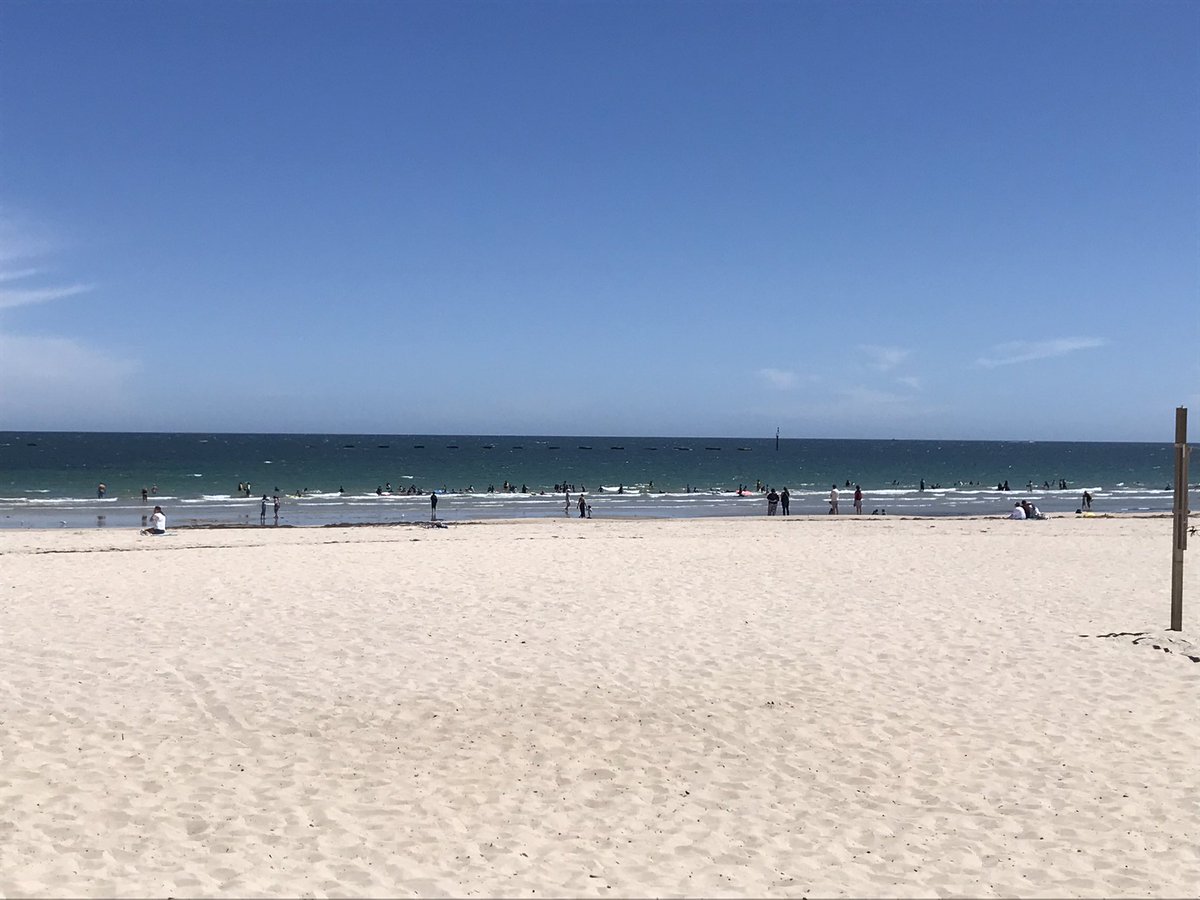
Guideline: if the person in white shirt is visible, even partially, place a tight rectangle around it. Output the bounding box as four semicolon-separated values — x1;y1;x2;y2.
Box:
142;506;167;535
1009;502;1026;520
829;484;839;514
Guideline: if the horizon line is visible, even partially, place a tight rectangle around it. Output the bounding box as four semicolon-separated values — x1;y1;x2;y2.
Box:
0;429;1189;446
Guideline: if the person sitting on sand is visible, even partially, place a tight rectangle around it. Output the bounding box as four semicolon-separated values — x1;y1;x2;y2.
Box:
1010;502;1027;520
141;506;166;535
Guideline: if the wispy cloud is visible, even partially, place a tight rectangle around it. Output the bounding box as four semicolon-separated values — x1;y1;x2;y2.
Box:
0;213;137;426
895;375;923;390
0;267;43;283
859;345;910;372
758;367;800;390
0;282;93;309
0;212;93;308
976;337;1107;368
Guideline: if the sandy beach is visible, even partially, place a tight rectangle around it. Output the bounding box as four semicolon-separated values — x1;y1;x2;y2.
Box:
1;514;1197;898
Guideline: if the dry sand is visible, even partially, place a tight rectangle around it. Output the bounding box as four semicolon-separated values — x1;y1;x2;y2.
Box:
1;514;1198;898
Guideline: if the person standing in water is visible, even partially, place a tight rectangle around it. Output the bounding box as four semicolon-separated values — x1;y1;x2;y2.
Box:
430;491;438;520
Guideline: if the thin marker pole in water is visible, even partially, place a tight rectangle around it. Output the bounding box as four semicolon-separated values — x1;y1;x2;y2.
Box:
775;427;779;451
1170;406;1189;631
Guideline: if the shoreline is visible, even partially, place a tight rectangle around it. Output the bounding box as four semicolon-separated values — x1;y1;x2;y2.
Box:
3;507;1195;536
4;489;1195;532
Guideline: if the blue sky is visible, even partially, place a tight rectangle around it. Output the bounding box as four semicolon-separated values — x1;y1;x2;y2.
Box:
1;0;1196;440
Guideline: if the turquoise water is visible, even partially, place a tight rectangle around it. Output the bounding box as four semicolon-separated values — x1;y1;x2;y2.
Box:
1;432;1194;529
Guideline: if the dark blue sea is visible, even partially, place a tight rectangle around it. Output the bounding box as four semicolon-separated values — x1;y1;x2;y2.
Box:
1;432;1194;529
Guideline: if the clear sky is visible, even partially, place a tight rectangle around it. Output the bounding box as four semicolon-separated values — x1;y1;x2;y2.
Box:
1;0;1197;440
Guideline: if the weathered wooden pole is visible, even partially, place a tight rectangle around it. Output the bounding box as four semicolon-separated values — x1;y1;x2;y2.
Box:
1170;407;1189;631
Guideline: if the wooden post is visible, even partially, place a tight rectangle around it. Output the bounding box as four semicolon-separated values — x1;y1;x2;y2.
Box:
1170;407;1189;631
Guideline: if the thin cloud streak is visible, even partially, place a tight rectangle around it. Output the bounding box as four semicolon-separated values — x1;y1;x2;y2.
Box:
0;267;43;283
0;282;93;309
976;337;1107;368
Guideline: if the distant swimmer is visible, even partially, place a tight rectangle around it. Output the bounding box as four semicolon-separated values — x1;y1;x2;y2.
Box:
141;487;148;503
97;483;107;498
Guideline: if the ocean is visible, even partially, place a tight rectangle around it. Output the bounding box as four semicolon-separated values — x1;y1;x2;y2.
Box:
1;432;1194;529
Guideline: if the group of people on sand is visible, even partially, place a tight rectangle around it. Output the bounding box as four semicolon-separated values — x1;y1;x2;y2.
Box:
829;483;865;515
765;488;790;515
761;483;865;516
1010;499;1047;520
